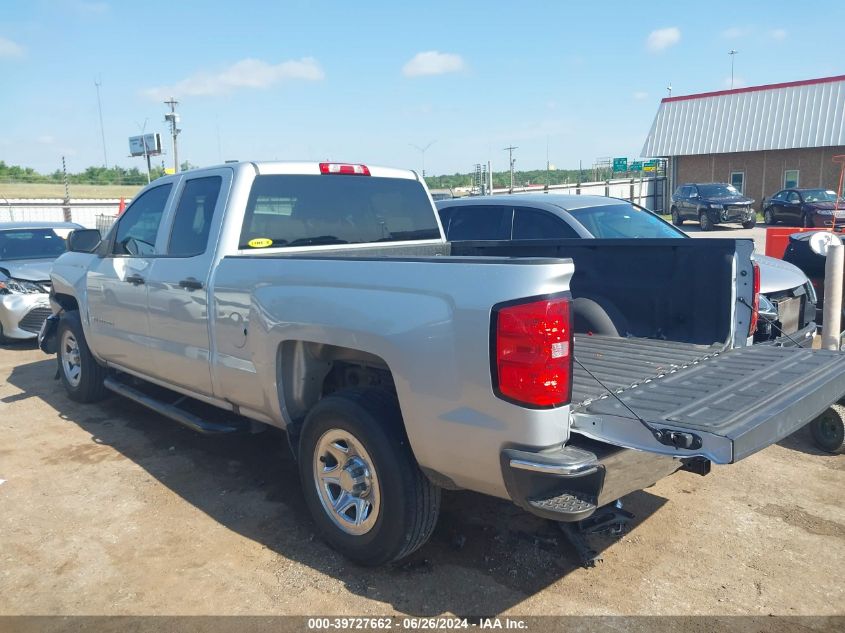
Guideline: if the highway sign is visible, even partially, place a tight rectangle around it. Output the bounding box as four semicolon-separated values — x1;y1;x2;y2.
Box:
612;157;628;172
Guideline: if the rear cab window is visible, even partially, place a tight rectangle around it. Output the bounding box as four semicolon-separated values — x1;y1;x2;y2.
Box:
239;175;441;249
443;205;512;240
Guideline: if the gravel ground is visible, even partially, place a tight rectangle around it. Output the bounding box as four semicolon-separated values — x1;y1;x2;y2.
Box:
0;342;843;617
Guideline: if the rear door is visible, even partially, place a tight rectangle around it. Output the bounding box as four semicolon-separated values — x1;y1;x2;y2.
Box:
145;169;231;396
512;207;581;239
570;342;845;464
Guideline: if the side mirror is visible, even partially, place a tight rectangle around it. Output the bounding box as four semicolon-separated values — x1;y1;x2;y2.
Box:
67;229;102;253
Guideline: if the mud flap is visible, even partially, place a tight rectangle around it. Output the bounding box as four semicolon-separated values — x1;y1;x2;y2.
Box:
572;345;845;463
38;314;60;355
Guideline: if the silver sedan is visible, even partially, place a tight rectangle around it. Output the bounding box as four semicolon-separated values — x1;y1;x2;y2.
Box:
0;221;82;341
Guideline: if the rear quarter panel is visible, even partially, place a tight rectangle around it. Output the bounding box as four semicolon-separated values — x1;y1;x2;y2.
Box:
211;255;574;498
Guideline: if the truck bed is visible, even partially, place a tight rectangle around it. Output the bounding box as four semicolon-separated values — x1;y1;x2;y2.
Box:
571;334;718;407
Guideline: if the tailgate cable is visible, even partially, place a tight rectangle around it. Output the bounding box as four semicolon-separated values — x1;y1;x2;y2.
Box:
737;296;802;347
573;355;702;450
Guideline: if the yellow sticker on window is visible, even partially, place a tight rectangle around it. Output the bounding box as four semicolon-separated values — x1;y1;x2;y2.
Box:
247;238;273;248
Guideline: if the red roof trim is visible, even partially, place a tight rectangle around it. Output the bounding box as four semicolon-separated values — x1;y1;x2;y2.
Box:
661;74;845;103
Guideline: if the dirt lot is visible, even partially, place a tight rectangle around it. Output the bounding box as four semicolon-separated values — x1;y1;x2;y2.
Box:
0;342;843;618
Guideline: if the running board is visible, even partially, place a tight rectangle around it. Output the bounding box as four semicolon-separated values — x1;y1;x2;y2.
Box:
103;376;247;434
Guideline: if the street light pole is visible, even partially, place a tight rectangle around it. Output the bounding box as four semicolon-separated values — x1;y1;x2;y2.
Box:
410;141;436;179
729;50;739;89
504;146;518;193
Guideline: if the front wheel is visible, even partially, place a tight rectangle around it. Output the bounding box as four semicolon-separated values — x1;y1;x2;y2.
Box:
670;206;684;226
57;311;108;403
298;388;440;565
699;211;714;231
742;218;756;229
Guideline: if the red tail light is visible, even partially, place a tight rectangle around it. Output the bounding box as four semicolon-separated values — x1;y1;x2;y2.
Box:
319;162;370;176
493;296;572;408
749;261;760;335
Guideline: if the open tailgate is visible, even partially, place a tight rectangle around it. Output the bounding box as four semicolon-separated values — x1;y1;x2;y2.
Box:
571;343;845;463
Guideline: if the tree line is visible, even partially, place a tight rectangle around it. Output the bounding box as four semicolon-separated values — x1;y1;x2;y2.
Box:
425;167;603;190
0;161;195;185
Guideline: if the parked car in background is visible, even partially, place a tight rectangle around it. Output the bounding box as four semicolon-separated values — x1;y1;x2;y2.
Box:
436;195;816;347
670;183;756;231
429;188;454;201
0;221;82;342
763;188;845;227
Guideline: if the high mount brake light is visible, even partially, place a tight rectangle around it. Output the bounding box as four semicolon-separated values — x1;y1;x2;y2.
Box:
493;297;572;408
750;262;760;336
319;163;371;176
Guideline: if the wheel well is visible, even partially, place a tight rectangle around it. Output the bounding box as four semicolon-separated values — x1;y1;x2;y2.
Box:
53;293;79;312
278;341;396;429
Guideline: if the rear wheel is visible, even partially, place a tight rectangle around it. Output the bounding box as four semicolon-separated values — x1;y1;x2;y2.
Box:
810;406;845;454
670;206;684;226
699;211;714;232
298;388;440;565
57;311;108;403
764;208;776;225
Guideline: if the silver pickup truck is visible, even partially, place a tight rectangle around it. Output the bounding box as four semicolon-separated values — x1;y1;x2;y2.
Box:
40;161;845;565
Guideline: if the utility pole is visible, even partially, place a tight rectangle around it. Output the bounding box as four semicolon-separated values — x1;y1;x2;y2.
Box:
504;145;517;193
61;156;71;222
667;81;672;97
410;141;436;179
164;97;181;172
94;77;108;168
729;50;739;89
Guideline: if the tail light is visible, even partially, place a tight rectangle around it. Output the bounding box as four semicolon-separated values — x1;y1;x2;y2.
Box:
319;162;370;176
493;296;572;408
749;261;760;335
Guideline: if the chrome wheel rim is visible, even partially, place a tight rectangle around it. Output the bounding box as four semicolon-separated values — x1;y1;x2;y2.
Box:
313;428;380;536
60;330;82;388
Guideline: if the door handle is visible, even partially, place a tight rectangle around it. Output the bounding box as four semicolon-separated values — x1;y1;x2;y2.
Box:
125;274;145;285
178;277;204;291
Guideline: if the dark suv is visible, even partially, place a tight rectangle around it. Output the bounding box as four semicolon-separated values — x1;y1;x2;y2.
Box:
670;183;756;231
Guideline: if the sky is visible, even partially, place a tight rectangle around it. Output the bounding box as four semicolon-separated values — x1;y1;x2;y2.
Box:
2;0;844;176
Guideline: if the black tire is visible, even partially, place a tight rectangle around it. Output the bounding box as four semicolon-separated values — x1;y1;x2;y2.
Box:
810;406;845;454
298;388;440;565
764;208;777;225
56;310;108;403
670;206;684;226
699;211;714;231
742;218;756;229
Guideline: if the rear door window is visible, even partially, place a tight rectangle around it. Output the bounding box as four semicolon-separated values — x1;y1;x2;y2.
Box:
513;207;580;239
445;206;512;240
239;175;441;249
167;176;223;257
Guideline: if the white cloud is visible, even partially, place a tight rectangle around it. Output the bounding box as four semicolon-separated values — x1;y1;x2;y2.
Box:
721;26;751;39
0;36;24;58
770;28;787;40
633;91;649;100
143;57;324;100
646;27;681;53
37;135;55;144
402;51;465;77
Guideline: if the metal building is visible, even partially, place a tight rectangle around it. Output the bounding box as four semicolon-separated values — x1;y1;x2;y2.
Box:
642;75;845;208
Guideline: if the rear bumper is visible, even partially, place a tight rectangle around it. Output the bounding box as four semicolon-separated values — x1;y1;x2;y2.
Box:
0;294;52;340
501;439;685;522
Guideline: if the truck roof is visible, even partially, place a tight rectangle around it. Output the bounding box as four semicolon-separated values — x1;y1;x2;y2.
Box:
435;194;624;211
176;160;421;182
